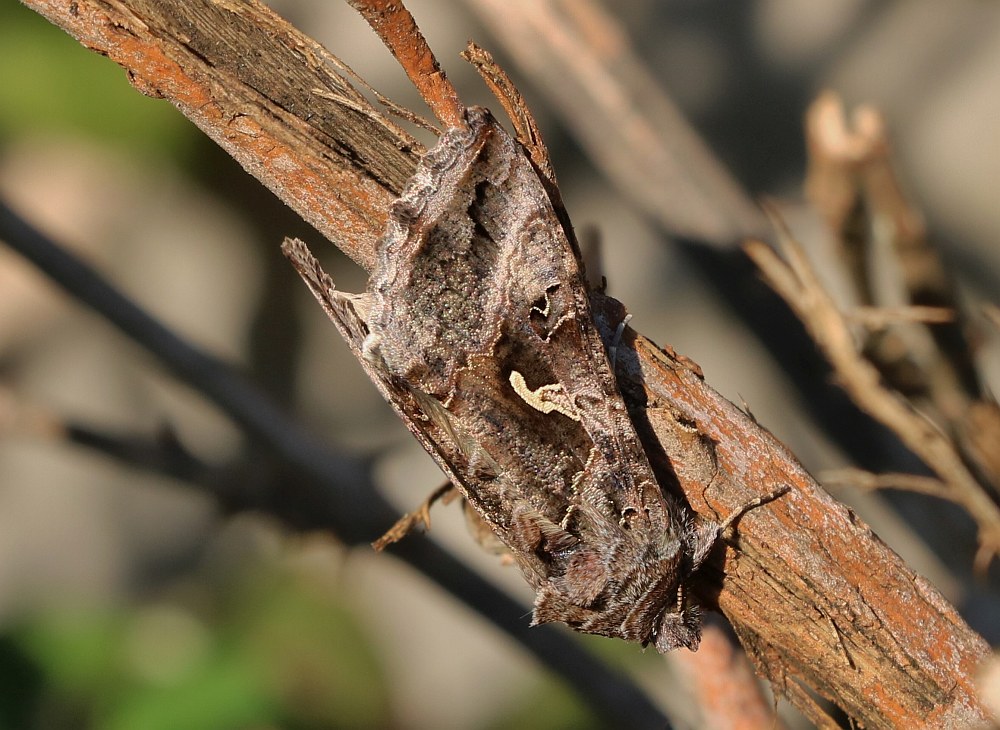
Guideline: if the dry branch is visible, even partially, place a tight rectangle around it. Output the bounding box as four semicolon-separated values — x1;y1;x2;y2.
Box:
20;0;993;726
821;468;954;502
461;0;767;245
806;92;1000;510
746;218;1000;568
345;0;465;129
600;292;990;727
26;0;421;270
672;622;787;730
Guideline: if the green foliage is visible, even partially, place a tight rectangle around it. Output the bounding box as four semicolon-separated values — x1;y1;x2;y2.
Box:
0;2;196;160
7;560;391;730
485;678;603;730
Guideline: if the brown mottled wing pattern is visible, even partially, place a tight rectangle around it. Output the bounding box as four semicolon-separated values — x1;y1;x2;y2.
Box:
285;107;719;651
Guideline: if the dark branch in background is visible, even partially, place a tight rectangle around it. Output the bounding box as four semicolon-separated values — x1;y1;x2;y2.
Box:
15;0;995;726
0;199;670;730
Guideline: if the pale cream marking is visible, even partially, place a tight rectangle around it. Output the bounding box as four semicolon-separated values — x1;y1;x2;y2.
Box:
509;370;581;422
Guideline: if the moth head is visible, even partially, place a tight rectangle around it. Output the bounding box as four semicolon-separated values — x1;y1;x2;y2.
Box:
654;604;702;652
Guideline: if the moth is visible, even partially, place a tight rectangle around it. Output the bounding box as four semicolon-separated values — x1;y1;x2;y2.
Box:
285;107;738;652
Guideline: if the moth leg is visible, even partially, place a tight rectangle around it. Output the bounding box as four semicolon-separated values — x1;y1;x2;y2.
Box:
685;518;722;573
717;485;791;537
609;313;633;370
658;487;791;652
372;481;458;551
510;502;577;554
655;599;703;652
686;486;791;570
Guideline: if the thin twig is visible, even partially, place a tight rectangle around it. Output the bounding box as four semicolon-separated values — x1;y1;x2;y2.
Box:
346;0;466;130
461;0;767;244
461;42;556;185
847;305;955;328
745;212;1000;568
805;92;995;482
821;467;954;502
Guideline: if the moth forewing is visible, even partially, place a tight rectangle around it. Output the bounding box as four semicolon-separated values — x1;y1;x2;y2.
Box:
286;107;721;652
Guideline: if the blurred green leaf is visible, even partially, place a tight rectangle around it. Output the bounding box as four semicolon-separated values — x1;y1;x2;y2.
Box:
101;652;272;730
0;636;44;730
226;564;392;728
0;2;197;160
10;556;391;730
17;611;123;697
485;676;601;730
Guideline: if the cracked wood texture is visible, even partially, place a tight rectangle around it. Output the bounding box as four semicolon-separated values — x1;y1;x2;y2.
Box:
22;0;991;726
